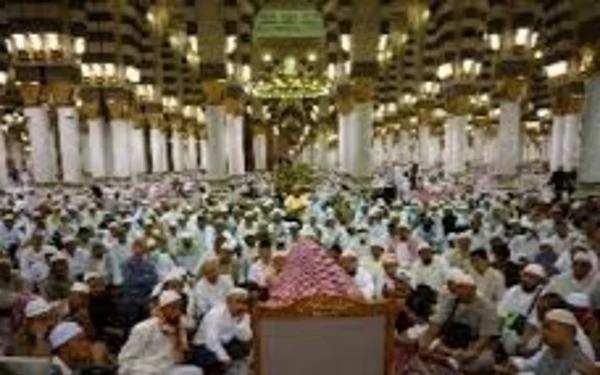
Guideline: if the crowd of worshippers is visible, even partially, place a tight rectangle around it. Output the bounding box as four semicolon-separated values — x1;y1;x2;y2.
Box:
0;181;599;375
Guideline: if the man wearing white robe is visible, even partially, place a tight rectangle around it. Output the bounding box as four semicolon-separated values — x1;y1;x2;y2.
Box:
410;242;448;292
340;249;375;300
545;251;600;303
189;257;233;324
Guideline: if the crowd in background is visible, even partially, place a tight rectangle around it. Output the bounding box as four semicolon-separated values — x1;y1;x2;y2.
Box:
0;170;598;374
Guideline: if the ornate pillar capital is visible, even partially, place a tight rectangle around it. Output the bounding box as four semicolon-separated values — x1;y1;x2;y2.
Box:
81;101;102;120
107;99;131;119
495;77;528;102
446;95;472;116
553;92;585;116
202;80;226;106
19;83;45;107
48;83;76;107
335;83;355;115
351;78;375;103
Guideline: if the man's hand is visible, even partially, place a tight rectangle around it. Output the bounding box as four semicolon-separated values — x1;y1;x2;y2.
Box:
455;349;477;364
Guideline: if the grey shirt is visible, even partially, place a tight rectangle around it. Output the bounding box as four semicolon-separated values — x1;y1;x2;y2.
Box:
432;293;499;338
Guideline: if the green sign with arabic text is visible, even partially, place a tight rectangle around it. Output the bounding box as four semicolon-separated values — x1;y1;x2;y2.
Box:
253;9;325;39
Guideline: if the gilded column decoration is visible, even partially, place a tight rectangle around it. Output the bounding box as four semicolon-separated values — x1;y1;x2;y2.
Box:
351;79;375;104
49;83;75;107
19;83;45;107
202;80;226;106
81;102;102;121
335;84;354;115
107;99;131;120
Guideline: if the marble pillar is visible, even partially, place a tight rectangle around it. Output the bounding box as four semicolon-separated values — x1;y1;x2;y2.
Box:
227;114;245;176
57;106;82;183
496;101;522;177
110;119;131;178
172;131;183;172
253;133;267;171
199;138;208;170
0;130;9;188
550;116;565;172
150;127;163;174
205;106;227;179
24;106;55;183
577;75;600;195
562;114;581;172
338;112;352;173
351;102;373;177
187;136;198;171
88;119;106;179
130;125;146;175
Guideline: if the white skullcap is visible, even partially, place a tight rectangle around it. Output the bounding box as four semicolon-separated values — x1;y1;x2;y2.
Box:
221;240;236;251
272;251;287;258
63;235;76;244
448;268;465;282
382;253;398;264
163;268;184;282
539;238;554;247
167;366;204;375
566;293;591;308
573;251;593;264
369;237;387;249
417;242;432;252
397;221;410;229
227;287;249;298
180;231;194;239
42;247;58;257
299;226;317;238
50;253;68;264
70;282;90;294
83;271;102;282
341;249;358;259
49;322;84;349
455;231;472;240
455;273;476;286
522;263;547;279
158;290;182;308
25;298;51;318
545;309;578;328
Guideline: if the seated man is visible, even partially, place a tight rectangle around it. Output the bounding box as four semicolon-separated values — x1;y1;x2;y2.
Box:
498;309;598;375
418;274;498;375
49;321;90;375
191;288;252;375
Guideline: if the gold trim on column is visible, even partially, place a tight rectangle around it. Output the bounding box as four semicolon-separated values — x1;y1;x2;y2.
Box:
224;97;245;116
81;101;102;120
495;77;528;102
107;99;131;119
336;83;354;115
48;83;75;107
19;83;44;107
446;95;472;116
553;93;585;116
351;78;375;103
202;80;226;106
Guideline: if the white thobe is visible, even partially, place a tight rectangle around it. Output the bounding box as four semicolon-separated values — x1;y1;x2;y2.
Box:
247;260;269;288
189;277;234;321
118;317;178;375
410;256;448;292
353;267;375;300
193;304;252;361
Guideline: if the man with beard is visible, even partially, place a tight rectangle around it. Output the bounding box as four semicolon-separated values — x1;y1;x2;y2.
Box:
340;249;375;300
119;291;188;375
410;242;448;292
85;272;124;353
498;264;547;355
43;254;73;302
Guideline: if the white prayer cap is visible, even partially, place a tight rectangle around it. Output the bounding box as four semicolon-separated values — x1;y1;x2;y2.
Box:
522;263;547;279
539;238;554;247
167;366;204;375
397;220;411;229
299;225;317;238
520;218;533;229
83;271;102;283
179;231;194;239
164;268;184;282
341;249;358;259
382;253;398;264
42;247;58;257
63;235;77;244
25;298;51;318
417;242;432;252
369;237;387;249
50;253;68;264
566;293;591;308
455;273;476;286
108;221;119;229
573;251;593;264
158;290;182;308
272;251;288;259
49;322;84;349
455;230;472;240
70;282;90;294
573;240;590;251
227;287;248;298
545;309;578;328
221;240;236;251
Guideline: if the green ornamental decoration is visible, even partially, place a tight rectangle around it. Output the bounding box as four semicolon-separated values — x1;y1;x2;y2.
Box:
274;163;315;194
